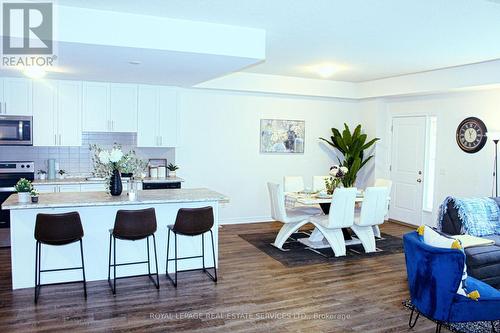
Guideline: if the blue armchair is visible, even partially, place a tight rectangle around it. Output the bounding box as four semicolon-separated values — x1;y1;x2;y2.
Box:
403;232;500;332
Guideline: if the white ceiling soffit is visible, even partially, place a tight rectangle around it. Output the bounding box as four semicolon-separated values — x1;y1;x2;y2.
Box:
196;59;500;99
56;0;500;82
0;6;266;86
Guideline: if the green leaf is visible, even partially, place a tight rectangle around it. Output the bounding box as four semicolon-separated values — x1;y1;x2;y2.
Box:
342;124;352;146
361;137;380;151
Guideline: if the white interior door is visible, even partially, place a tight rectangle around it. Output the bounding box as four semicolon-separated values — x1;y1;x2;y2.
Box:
389;116;426;226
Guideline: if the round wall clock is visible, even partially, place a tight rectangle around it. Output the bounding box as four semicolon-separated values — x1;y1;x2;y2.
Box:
456;117;488;153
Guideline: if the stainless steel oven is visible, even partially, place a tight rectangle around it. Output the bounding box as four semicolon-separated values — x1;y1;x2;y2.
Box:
0;116;32;145
0;162;35;229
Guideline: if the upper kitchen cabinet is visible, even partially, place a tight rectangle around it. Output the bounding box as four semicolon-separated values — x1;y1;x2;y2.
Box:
0;78;32;116
57;81;82;146
83;82;137;132
82;82;108;132
110;83;138;132
32;80;82;147
137;85;178;147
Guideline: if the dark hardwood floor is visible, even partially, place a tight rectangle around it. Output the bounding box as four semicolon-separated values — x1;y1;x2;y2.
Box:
0;222;443;332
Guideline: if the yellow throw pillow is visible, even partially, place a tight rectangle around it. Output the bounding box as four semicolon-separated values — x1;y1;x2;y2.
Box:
416;225;480;301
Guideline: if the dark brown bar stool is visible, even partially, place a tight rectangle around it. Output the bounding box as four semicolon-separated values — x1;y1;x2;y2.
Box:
166;206;217;287
34;212;86;304
108;208;159;294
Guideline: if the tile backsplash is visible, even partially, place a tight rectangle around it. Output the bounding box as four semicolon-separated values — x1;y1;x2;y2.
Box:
0;132;175;177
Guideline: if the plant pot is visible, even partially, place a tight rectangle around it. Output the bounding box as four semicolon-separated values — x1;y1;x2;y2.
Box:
109;169;123;196
17;192;30;203
31;196;39;203
168;171;176;178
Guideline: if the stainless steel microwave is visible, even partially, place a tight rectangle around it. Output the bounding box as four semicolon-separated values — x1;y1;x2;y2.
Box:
0;116;32;145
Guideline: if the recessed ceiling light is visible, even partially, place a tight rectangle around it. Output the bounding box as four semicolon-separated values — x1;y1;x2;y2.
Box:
22;66;47;79
313;64;338;78
129;61;142;65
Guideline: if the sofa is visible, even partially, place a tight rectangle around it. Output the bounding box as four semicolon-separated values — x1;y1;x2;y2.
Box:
440;198;500;289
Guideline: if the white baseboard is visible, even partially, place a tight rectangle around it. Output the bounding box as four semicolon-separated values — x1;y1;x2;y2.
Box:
220;216;273;225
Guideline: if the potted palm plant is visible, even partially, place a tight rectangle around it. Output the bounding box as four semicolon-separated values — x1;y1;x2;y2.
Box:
15;178;33;203
320;123;379;187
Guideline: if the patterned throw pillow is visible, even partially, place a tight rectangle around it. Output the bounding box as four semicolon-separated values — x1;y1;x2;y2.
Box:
417;225;480;301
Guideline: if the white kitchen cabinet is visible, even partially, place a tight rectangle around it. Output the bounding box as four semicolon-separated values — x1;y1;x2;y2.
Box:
57;81;82;146
32;81;56;146
80;183;107;192
34;184;81;193
58;184;81;192
34;185;57;193
83;82;138;132
83;82;108;132
137;85;178;147
32;80;82;147
110;83;137;132
0;78;32;116
158;87;178;147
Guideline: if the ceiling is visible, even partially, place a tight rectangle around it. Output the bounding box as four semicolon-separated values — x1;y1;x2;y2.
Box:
57;0;500;82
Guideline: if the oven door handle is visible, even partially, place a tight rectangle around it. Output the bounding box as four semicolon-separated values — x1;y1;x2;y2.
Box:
0;187;15;192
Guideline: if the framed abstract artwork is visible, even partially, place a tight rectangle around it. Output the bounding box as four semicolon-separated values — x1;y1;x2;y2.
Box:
260;119;305;154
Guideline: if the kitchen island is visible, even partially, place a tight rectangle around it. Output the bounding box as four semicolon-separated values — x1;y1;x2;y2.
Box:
2;188;228;290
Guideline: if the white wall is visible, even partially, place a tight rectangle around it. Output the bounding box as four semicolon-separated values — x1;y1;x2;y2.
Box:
176;89;362;224
363;88;500;226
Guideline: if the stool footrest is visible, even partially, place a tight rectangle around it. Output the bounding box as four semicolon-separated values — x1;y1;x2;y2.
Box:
167;255;203;261
40;266;84;273
109;260;149;267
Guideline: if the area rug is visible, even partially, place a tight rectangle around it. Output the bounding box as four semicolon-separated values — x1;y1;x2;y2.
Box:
238;231;403;267
403;299;500;333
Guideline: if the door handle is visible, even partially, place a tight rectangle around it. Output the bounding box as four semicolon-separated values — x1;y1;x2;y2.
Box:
417;178;422;183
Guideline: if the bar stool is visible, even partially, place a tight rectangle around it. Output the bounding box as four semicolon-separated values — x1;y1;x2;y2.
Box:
108;208;159;294
166;206;217;287
34;212;86;304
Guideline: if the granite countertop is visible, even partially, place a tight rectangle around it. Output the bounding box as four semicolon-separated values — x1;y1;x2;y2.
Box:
33;177;185;185
2;188;228;210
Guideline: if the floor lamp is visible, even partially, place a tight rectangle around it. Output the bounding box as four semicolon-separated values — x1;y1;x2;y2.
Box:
490;132;500;197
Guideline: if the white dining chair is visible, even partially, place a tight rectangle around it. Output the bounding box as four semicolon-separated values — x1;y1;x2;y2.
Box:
351;187;390;253
372;178;392;237
374;178;393;194
283;176;304;193
312;176;329;192
267;182;322;250
308;187;357;257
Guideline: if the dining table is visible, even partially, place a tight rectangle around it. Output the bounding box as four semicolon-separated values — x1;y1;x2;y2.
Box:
285;191;365;249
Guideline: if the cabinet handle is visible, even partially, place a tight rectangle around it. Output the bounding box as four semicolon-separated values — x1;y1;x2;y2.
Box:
54;134;57;145
4;102;6;114
160;136;162;146
0;102;2;114
59;134;61;145
112;120;114;131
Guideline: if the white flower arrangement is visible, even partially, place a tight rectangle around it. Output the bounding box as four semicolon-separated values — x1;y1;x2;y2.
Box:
90;144;147;179
325;165;349;194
